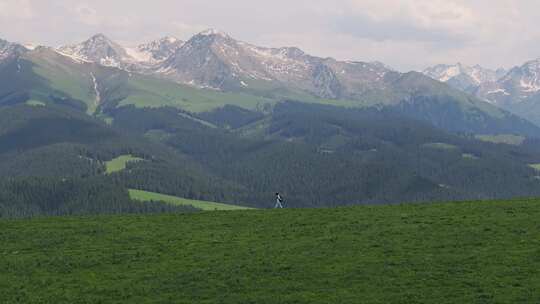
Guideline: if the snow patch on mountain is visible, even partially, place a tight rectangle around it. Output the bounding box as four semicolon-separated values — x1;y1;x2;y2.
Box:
23;43;38;50
441;66;460;82
520;79;540;93
124;47;153;63
135;36;184;64
90;72;101;106
489;88;509;95
423;63;502;86
54;50;92;64
199;29;229;37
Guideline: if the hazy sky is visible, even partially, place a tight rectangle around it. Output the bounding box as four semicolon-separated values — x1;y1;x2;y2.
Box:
1;0;539;71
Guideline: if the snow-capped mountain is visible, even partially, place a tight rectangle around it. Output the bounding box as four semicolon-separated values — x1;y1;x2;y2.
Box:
423;59;540;125
51;30;398;98
475;58;540;125
135;36;184;64
423;60;540;107
2;33;539;136
423;63;505;93
158;29;318;90
436;59;540;108
498;59;540;99
47;31;540;111
0;39;27;63
57;33;143;68
57;34;185;69
158;29;396;98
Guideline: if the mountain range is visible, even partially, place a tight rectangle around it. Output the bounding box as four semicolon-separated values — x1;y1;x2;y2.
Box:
423;63;506;93
3;30;540;216
1;30;538;136
56;30;396;99
57;34;184;69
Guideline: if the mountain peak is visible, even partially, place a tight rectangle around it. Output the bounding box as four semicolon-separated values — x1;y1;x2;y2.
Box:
88;33;112;42
161;36;179;43
183;29;236;48
0;39;27;61
65;33;119;49
91;33;106;38
57;34;129;67
198;29;229;37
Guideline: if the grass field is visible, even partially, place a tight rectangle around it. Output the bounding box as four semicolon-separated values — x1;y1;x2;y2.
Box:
119;75;275;113
105;154;144;174
529;163;540;171
1;199;539;303
129;189;252;211
422;142;459;150
462;153;479;160
25;100;46;107
476;134;526;146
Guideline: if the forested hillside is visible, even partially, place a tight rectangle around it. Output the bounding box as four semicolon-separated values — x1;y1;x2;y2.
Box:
0;104;249;218
2;95;540;219
106;101;540;207
3;95;540;219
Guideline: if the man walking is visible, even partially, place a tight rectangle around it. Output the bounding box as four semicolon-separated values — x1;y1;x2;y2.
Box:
275;192;284;208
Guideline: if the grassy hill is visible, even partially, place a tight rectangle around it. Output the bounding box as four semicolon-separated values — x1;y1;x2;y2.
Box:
1;199;539;303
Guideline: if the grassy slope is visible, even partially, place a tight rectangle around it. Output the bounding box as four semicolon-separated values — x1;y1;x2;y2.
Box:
422;142;459;150
9;54;362;115
129;189;251;211
11;51;517;124
394;72;507;119
120;75;364;113
1;199;539;303
105;154;143;174
24;50;97;113
120;75;274;113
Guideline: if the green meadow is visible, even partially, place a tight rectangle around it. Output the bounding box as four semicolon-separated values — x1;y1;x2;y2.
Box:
105;154;144;174
1;199;539;303
129;189;252;211
529;163;540;171
476;134;526;146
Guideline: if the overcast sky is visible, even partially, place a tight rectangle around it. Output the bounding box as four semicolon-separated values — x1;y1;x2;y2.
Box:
1;0;539;71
